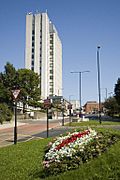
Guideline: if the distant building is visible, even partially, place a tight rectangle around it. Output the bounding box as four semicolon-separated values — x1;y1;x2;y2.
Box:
25;12;62;99
69;100;80;110
83;101;99;114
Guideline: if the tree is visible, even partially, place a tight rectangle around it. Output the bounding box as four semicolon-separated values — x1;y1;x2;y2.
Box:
104;96;120;117
0;62;17;107
114;78;120;106
17;69;40;112
0;62;41;114
0;103;12;124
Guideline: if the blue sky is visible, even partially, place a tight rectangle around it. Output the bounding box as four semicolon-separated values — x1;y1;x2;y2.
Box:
0;0;120;105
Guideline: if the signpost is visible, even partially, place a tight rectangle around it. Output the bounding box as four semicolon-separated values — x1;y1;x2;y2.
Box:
44;98;52;138
12;89;20;144
68;104;72;126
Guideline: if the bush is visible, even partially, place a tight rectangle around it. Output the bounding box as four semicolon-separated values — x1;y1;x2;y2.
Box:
0;103;12;124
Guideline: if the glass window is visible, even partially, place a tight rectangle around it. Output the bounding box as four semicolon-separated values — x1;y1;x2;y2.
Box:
32;36;34;41
31;60;34;65
32;30;35;35
31;67;34;71
50;75;53;80
50;70;53;74
32;54;34;59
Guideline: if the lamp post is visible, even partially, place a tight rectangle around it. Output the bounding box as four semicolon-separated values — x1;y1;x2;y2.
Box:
71;71;90;118
97;46;102;124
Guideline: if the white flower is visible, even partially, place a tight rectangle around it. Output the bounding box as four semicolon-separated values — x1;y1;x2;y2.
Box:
44;129;98;163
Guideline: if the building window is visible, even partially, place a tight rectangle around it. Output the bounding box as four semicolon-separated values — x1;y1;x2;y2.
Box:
32;36;34;41
50;70;53;74
31;60;34;66
32;42;34;47
32;48;34;53
50;52;53;56
32;54;34;58
50;75;53;80
50;63;53;67
31;67;34;71
50;82;53;86
32;30;35;35
50;88;53;93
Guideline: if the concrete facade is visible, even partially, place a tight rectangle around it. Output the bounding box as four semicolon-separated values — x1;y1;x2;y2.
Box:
25;12;62;100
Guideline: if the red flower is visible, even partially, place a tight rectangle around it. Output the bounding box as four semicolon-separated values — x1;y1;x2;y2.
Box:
56;130;90;150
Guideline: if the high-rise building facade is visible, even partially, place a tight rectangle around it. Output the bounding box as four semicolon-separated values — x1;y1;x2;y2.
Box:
25;12;62;99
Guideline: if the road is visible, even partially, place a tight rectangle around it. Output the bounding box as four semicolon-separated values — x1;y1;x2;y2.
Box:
0;118;70;147
0;116;120;147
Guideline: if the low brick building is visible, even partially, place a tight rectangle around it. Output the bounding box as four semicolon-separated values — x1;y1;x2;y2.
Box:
83;101;99;114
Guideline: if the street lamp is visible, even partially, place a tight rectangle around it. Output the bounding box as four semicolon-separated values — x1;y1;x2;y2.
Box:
97;46;102;124
71;71;90;118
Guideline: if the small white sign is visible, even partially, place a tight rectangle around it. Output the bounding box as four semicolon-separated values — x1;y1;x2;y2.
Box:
12;90;20;99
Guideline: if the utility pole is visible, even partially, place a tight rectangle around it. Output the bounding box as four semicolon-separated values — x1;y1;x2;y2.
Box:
97;46;102;124
71;71;90;118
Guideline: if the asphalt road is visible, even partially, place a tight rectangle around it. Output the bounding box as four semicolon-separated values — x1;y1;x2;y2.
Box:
0;117;120;147
0;118;70;147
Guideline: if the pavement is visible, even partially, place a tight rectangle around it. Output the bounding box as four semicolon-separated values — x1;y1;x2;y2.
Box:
0;121;27;129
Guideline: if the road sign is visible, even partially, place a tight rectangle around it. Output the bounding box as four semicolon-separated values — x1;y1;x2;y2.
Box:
12;90;20;99
44;99;51;108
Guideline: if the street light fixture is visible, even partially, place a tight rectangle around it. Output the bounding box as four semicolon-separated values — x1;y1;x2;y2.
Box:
97;46;102;124
71;70;90;117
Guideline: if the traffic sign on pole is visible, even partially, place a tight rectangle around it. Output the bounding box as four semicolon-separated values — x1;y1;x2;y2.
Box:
12;90;20;99
44;99;51;108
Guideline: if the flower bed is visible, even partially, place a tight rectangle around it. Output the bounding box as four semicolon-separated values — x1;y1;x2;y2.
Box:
42;128;119;176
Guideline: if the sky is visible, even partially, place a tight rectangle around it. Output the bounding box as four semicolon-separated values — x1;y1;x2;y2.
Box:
0;0;120;105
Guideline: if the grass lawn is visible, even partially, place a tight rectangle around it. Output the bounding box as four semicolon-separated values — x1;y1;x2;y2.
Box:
68;120;120;127
0;128;120;180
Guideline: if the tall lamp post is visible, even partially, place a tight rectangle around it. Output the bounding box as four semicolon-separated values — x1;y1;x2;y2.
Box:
71;71;90;117
97;46;102;124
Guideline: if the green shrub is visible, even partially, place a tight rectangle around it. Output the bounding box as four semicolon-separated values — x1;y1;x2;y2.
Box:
0;103;12;124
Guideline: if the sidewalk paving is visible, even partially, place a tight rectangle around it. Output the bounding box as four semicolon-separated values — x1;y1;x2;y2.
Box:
0;121;27;130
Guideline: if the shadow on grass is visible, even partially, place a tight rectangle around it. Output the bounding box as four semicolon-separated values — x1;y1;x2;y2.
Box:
29;169;48;179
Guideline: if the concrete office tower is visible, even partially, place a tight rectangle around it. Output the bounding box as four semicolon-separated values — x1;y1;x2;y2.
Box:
25;12;62;99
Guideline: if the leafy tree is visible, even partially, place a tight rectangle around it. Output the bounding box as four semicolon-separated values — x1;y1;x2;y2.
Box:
104;96;120;117
0;62;17;107
0;74;9;103
2;62;17;89
0;62;41;115
17;69;40;112
0;103;12;124
114;78;120;106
